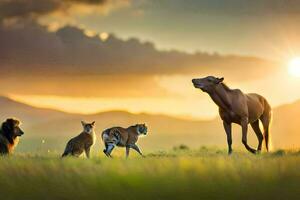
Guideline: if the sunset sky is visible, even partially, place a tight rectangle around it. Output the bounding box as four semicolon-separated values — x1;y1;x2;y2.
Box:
1;0;300;119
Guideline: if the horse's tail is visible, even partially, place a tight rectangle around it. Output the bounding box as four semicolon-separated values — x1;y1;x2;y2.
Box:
264;121;270;152
261;98;272;152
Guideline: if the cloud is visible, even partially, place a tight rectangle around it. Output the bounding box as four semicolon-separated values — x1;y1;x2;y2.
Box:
0;21;278;76
0;0;61;20
0;0;130;22
0;21;279;97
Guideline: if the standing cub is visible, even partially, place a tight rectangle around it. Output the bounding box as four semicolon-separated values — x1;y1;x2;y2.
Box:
102;124;148;158
62;121;96;158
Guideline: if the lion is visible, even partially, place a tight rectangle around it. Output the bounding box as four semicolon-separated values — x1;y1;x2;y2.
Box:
0;118;24;155
62;121;96;158
102;124;148;158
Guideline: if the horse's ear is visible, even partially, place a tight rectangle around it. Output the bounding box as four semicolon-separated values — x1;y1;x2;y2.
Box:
218;77;224;83
81;121;86;126
91;121;95;126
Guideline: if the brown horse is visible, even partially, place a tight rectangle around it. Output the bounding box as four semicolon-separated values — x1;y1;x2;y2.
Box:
192;76;272;154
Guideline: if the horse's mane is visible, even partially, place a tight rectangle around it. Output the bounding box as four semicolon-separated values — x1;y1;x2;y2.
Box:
220;82;232;91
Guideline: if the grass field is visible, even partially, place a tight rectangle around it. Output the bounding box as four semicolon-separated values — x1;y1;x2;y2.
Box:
1;148;300;200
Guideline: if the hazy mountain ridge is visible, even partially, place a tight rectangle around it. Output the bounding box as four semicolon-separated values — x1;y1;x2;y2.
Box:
0;96;74;126
0;96;299;152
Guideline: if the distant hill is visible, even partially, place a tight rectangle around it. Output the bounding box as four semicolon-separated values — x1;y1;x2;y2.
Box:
272;100;300;148
0;96;71;125
0;96;299;153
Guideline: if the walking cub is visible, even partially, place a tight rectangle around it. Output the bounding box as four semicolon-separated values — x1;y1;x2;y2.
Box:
102;124;148;158
62;121;96;158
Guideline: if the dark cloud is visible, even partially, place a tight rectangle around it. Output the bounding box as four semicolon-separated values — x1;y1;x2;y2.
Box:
0;21;278;77
0;0;60;20
0;0;118;22
0;21;279;97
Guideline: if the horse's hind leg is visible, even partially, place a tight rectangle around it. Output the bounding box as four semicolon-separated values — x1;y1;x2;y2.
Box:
241;117;256;154
260;114;271;152
250;120;263;152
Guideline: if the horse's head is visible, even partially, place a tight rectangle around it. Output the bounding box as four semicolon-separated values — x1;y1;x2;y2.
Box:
192;76;224;93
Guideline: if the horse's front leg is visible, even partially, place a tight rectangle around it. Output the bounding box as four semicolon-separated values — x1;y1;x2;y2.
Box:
241;117;256;154
223;121;232;155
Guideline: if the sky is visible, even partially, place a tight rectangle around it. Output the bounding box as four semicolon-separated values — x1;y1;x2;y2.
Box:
39;0;300;59
1;0;300;119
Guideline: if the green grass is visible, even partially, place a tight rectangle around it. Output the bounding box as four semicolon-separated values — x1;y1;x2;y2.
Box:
1;148;300;200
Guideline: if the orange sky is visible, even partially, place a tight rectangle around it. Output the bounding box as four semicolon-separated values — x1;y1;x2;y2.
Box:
2;0;300;119
9;67;300;119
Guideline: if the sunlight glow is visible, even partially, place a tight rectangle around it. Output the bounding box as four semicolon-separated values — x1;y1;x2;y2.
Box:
99;32;109;41
288;57;300;77
84;29;97;37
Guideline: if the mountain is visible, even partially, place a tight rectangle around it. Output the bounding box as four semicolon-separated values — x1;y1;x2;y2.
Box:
0;96;299;153
0;96;71;125
272;100;300;148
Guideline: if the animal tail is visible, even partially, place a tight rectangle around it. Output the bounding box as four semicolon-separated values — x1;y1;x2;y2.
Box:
261;98;272;152
61;148;71;157
264;122;270;152
61;152;68;157
61;143;71;158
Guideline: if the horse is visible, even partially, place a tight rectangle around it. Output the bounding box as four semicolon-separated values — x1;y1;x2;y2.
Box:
192;76;272;154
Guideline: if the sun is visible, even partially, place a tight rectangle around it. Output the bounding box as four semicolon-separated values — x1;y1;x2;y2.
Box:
288;57;300;77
